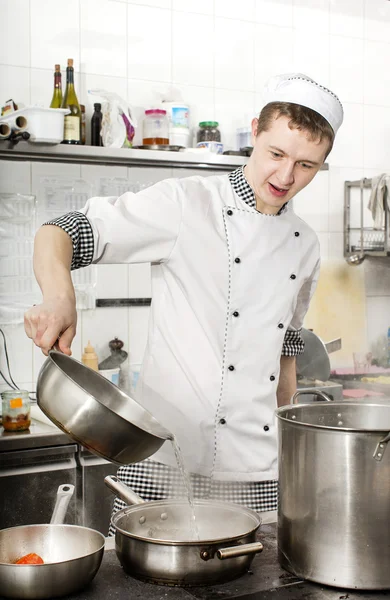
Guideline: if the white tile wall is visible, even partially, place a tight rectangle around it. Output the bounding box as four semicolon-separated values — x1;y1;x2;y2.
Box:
1;0;390;385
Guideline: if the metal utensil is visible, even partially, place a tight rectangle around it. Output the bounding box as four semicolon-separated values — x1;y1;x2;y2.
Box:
276;401;390;590
0;484;105;599
105;475;263;587
36;350;172;465
296;328;331;381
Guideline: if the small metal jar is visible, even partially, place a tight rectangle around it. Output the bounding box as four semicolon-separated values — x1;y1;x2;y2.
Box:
1;389;31;431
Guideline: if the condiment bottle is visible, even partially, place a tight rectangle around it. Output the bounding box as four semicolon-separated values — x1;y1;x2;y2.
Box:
82;341;99;371
91;103;103;146
80;104;86;145
1;390;31;432
196;121;221;143
142;109;169;146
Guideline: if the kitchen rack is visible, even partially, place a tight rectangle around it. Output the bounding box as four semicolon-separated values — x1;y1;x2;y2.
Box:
0;141;329;171
344;177;389;262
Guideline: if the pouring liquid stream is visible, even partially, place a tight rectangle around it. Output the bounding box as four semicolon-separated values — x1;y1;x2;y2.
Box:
171;435;200;541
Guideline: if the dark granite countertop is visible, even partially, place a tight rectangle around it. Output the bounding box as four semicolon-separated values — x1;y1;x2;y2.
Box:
2;523;388;600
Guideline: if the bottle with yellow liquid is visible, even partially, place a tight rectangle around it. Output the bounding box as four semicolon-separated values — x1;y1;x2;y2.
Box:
81;341;99;372
50;64;62;108
61;58;81;144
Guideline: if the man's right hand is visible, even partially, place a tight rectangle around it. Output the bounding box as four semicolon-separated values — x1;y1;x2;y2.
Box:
24;297;77;356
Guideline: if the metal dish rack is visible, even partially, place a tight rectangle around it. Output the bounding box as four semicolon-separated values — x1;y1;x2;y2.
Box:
344;177;390;261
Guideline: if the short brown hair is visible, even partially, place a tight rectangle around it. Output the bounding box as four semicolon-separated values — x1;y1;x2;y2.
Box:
256;102;335;158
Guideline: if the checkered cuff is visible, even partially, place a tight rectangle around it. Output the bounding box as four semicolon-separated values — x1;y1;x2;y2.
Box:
44;212;94;270
282;328;305;356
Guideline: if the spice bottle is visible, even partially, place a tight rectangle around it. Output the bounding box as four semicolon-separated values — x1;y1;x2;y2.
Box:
82;341;99;371
1;390;31;432
91;103;103;146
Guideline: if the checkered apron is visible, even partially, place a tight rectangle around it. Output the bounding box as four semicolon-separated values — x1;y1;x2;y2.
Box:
108;460;278;536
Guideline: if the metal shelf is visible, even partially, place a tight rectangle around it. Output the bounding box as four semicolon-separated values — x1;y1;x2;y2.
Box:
0;141;329;171
0;141;246;171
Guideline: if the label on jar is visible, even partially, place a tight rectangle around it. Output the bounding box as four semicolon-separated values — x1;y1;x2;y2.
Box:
10;397;23;409
171;106;189;128
64;116;80;141
196;141;224;154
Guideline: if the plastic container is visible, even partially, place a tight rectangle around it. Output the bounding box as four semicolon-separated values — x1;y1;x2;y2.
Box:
237;127;252;149
129;363;141;396
99;368;120;386
0;107;70;144
169;127;190;147
196;141;224;154
161;102;190;130
1;390;30;431
197;121;221;143
142;109;169;145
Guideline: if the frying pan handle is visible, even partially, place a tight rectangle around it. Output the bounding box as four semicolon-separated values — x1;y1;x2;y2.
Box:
104;475;145;505
216;541;263;560
50;484;75;524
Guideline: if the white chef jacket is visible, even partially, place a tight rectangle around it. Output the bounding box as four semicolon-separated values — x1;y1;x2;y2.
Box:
79;173;320;482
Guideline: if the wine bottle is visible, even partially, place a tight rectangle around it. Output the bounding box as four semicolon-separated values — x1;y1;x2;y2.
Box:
49;64;62;108
61;58;81;144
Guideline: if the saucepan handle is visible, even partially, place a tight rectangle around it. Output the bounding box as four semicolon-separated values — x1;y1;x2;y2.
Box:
292;390;334;404
216;541;263;560
104;475;145;505
50;484;75;524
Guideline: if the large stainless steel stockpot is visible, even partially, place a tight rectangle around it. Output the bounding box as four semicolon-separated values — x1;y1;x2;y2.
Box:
105;476;263;586
276;398;390;590
37;350;172;465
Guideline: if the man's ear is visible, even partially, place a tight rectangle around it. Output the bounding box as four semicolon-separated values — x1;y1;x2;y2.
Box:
251;117;258;145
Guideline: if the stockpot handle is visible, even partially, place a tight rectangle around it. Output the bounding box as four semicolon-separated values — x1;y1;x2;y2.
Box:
104;475;145;505
50;484;75;524
292;390;334;404
373;432;390;461
216;542;263;560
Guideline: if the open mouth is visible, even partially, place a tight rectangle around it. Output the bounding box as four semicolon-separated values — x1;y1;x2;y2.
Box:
268;183;289;197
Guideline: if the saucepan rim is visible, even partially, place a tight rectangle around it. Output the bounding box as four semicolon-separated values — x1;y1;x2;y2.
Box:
0;523;105;567
41;350;171;441
112;498;261;545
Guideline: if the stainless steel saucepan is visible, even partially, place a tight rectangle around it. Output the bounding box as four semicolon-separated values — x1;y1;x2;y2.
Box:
105;475;263;587
0;484;105;599
36;350;172;465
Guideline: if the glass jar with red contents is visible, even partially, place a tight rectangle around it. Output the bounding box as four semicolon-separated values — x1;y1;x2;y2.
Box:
1;390;31;431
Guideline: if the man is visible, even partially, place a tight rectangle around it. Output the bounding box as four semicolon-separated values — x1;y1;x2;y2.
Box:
24;73;343;527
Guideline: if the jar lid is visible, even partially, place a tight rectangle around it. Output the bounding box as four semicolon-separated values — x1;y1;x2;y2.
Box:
199;121;219;127
145;109;167;115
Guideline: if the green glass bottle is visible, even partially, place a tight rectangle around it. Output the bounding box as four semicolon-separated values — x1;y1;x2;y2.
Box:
61;58;81;144
49;64;62;108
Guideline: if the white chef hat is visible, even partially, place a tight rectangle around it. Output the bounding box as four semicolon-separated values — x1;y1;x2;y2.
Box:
262;73;344;135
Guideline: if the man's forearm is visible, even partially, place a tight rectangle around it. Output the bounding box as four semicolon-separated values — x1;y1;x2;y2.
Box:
33;225;75;301
277;356;297;407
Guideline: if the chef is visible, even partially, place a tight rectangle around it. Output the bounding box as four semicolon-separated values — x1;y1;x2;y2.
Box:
24;73;343;527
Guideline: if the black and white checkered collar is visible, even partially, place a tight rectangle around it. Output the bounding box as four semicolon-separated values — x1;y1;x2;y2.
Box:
228;166;288;215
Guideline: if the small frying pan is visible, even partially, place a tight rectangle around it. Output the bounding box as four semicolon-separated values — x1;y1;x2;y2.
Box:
0;485;105;599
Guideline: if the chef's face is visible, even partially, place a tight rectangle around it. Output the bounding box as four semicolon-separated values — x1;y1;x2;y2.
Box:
244;114;330;215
